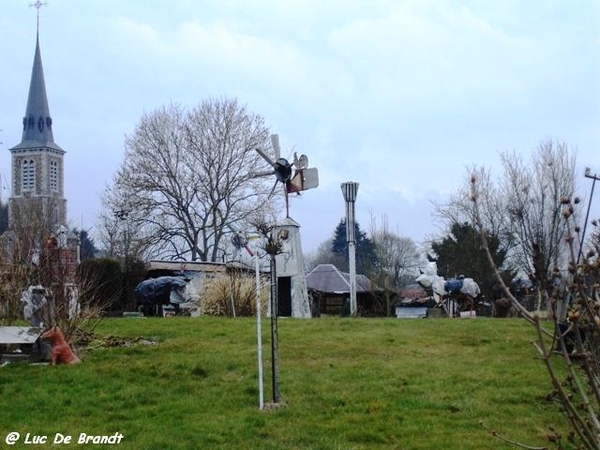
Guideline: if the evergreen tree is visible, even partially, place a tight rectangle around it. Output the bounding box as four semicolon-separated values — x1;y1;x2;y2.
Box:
73;228;98;261
431;222;515;299
330;219;377;275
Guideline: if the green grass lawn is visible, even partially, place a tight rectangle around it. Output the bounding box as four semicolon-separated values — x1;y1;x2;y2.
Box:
0;317;569;449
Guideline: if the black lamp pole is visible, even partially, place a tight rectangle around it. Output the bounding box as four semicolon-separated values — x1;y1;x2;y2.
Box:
577;168;600;265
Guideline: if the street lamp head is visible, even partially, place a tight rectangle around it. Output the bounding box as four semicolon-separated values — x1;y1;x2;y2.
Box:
341;181;359;202
584;168;600;181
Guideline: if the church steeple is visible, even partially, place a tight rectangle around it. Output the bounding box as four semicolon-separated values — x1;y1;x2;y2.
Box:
13;0;62;152
9;18;67;232
19;31;58;148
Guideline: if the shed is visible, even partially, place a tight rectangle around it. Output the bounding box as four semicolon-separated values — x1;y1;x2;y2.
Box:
394;284;438;319
143;260;255;316
306;264;381;315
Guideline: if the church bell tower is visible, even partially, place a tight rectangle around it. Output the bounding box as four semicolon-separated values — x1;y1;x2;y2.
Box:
9;19;67;233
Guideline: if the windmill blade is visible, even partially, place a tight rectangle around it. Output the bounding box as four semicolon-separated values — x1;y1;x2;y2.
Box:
251;169;276;178
256;148;276;168
271;134;281;159
268;180;280;199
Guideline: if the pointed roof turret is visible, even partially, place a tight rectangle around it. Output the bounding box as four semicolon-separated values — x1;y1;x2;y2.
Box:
11;31;63;153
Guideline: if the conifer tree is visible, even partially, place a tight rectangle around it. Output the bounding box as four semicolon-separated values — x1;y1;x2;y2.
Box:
330;219;377;275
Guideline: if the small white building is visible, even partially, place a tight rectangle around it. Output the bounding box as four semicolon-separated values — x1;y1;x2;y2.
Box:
274;217;311;318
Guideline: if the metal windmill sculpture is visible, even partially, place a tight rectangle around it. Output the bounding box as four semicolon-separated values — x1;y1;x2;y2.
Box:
255;134;319;217
252;134;318;405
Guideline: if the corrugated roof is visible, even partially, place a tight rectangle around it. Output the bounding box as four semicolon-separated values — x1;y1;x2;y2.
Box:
305;264;372;294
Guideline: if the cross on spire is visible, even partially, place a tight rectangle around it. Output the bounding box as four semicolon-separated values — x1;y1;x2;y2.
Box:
29;0;48;35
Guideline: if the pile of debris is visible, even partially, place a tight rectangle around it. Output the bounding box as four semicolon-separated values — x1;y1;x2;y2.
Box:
0;326;47;365
415;261;481;317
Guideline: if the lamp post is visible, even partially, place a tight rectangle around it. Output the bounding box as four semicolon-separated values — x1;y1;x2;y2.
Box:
226;221;265;410
341;182;359;316
578;168;600;265
254;250;264;410
114;209;131;310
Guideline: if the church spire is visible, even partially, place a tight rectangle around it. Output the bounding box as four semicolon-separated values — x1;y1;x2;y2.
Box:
12;3;63;152
9;1;67;232
21;32;55;145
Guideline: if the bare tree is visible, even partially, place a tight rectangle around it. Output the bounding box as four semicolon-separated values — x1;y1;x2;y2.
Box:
434;139;577;299
370;215;419;289
0;198;62;324
104;98;277;262
96;195;153;263
501;140;577;293
7;197;63;266
433;165;510;242
472;174;600;450
304;238;346;272
0;199;116;343
0;251;32;325
32;243;118;343
592;224;600;254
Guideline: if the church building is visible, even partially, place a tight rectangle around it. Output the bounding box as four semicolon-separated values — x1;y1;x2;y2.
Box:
6;20;78;278
10;30;66;229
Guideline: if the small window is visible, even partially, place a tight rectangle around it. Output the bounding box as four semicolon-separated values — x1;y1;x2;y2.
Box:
22;159;35;191
50;160;58;191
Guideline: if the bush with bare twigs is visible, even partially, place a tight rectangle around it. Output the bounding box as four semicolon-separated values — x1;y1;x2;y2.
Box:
23;258;121;344
202;273;268;317
0;263;32;326
0;245;120;345
471;175;600;450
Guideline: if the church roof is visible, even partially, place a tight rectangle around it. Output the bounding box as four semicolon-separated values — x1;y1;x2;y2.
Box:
10;32;64;153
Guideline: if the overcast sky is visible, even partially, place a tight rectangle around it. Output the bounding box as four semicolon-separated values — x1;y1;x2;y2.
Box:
1;0;599;254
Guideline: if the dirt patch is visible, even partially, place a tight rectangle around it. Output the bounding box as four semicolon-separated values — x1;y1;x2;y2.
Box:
73;330;158;355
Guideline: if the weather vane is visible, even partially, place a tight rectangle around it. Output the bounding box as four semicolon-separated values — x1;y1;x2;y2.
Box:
29;0;48;34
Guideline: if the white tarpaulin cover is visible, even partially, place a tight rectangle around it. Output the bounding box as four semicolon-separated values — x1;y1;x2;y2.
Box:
416;262;480;299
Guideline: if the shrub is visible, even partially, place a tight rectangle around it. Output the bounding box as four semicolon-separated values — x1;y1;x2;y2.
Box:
472;177;600;450
202;272;268;317
77;258;122;311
